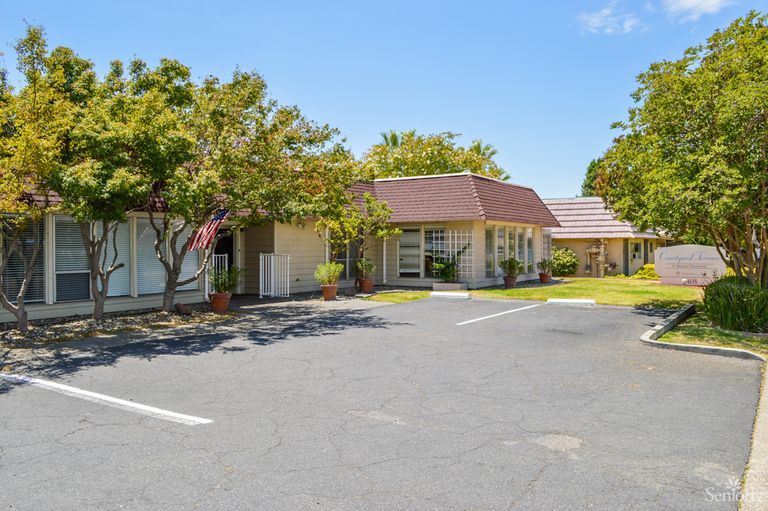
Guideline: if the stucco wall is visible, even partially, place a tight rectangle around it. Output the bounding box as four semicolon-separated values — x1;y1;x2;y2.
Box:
552;238;666;277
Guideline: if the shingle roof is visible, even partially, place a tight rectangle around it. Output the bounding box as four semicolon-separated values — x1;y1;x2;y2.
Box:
543;197;661;239
369;173;559;226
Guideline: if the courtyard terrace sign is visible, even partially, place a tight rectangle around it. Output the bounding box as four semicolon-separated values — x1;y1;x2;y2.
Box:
654;245;726;286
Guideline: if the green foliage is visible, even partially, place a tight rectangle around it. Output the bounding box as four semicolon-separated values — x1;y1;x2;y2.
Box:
209;265;244;293
314;262;344;286
597;12;768;288
703;277;768;332
536;258;553;274
317;192;400;260
356;257;375;279
580;158;602;196
551;247;579;276
363;131;507;180
432;244;469;283
632;264;659;280
498;257;524;278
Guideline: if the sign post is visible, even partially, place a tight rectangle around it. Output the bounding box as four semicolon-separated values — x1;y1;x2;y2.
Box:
654;245;726;286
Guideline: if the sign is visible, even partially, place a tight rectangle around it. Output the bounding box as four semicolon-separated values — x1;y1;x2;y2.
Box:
654;245;726;286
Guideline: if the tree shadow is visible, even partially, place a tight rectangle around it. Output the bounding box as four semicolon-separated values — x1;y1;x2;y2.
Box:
0;303;409;396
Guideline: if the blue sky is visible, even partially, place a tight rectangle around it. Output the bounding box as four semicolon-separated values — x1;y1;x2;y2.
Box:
0;1;763;197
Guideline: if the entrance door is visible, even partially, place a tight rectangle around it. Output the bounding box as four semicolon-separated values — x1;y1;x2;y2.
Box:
214;231;234;270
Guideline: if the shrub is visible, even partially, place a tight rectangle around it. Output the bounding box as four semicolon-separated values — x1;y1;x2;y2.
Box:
356;257;375;279
314;262;344;285
551;247;579;276
537;258;553;274
631;264;659;280
209;266;244;293
498;258;524;278
702;277;768;332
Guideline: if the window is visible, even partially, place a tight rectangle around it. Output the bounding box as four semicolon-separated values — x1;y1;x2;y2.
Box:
485;227;495;277
333;241;358;280
1;219;45;303
95;222;131;297
55;216;90;302
527;228;534;273
176;224;201;291
516;227;525;266
496;227;505;276
631;242;642;261
136;218;167;295
508;227;516;265
398;228;420;277
424;228;445;277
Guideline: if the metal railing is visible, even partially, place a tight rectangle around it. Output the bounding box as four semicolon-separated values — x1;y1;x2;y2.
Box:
259;253;290;298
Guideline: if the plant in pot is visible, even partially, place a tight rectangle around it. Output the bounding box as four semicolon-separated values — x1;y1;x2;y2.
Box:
499;258;524;288
356;257;376;293
209;266;243;314
537;258;553;284
315;262;345;301
431;244;469;290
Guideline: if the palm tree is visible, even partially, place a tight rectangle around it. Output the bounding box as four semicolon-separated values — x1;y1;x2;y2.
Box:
468;139;498;159
379;129;416;149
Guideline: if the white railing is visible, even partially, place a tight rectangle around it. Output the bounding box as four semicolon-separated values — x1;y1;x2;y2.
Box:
208;254;229;293
260;253;290;298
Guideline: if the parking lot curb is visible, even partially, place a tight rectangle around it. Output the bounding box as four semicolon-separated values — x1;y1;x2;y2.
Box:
639;304;765;362
639;304;767;508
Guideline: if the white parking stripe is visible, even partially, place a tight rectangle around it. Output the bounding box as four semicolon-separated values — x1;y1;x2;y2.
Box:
0;373;212;426
456;304;543;326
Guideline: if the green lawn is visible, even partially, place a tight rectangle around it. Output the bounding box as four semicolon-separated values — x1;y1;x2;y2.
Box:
365;291;431;304
661;312;768;358
472;278;702;308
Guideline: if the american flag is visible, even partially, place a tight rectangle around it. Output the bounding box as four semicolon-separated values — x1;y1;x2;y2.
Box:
188;210;229;251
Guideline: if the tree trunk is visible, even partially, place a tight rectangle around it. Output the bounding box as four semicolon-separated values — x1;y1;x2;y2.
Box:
162;271;180;313
91;276;106;321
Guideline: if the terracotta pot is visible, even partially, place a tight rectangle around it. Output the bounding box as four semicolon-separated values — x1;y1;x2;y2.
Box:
210;292;232;314
321;284;338;301
359;277;374;294
503;276;517;289
539;273;552;284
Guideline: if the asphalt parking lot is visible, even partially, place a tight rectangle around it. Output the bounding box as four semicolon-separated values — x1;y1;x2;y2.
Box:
0;298;762;510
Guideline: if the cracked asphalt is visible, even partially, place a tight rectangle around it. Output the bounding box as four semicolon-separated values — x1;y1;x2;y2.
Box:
0;298;762;510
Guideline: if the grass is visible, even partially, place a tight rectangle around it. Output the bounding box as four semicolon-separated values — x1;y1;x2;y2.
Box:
662;311;768;358
472;278;702;309
365;291;431;304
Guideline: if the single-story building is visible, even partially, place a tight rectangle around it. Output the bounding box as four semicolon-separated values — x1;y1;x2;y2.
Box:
542;196;669;277
1;173;558;322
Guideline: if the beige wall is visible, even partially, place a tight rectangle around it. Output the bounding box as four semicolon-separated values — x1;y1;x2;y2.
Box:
552;238;667;277
242;222;275;294
273;220;336;294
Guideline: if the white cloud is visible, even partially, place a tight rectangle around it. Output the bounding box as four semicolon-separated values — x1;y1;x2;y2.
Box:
661;0;735;21
577;2;644;35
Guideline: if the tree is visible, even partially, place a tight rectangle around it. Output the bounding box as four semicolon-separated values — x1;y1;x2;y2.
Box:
0;26;72;331
363;131;506;180
597;12;768;287
580;158;602;196
316;192;401;262
144;68;357;312
468;139;498;159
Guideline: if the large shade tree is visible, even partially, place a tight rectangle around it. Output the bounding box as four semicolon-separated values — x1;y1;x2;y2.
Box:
597;12;768;287
363;131;507;180
0;26;81;331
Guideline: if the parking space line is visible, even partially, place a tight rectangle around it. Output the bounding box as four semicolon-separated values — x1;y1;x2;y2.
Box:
456;304;543;326
0;373;212;426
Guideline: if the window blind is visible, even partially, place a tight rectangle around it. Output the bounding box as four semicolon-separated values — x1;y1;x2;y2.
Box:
136;218;167;295
55;216;90;302
1;219;45;303
95;222;131;297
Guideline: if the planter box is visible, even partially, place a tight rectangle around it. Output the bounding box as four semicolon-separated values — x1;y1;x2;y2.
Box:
432;283;468;291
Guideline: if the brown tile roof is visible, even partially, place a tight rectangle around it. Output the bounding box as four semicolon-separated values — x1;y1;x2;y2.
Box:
543;197;663;239
369;173;559;226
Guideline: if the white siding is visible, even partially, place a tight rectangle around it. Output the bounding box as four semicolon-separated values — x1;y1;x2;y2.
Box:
136;218;166;295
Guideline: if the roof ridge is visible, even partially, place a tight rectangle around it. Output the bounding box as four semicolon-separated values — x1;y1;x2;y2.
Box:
467;174;487;220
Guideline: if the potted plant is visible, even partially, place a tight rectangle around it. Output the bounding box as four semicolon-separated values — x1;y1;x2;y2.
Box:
431;245;469;290
356;257;376;293
499;258;524;288
537;258;553;284
209;266;244;313
315;262;345;300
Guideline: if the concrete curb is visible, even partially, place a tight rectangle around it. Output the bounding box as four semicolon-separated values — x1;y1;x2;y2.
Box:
639;304;767;508
639;304;766;362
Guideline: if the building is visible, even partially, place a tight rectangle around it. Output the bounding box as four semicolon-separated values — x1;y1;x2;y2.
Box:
1;173;558;323
542;196;668;278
